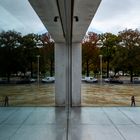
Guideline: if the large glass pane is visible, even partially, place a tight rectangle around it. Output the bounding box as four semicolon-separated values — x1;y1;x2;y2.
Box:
81;31;140;107
0;32;55;107
0;1;67;140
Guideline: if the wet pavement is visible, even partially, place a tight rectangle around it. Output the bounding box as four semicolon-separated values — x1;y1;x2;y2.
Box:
0;107;140;140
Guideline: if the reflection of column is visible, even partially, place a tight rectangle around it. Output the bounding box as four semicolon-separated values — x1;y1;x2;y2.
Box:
55;43;66;106
37;55;40;88
99;55;102;85
72;43;81;106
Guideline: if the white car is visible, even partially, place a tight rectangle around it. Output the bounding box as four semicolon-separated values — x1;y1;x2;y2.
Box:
84;77;98;83
42;77;55;83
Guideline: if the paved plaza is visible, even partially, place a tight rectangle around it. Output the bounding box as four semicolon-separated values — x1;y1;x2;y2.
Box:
0;107;140;140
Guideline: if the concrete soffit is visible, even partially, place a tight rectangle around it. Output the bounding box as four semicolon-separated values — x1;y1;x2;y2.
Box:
28;0;65;43
29;0;102;43
72;0;101;43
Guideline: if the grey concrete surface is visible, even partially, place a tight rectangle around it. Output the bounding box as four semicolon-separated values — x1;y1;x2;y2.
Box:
72;43;81;106
55;43;67;106
0;107;140;140
28;0;101;42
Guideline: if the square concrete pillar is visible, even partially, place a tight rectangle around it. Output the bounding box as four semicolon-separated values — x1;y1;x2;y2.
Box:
55;43;66;106
72;43;81;106
55;43;81;106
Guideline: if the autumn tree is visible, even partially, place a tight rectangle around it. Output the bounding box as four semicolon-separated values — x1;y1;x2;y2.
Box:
20;34;39;78
111;45;126;75
0;30;21;82
99;33;120;78
118;29;140;82
82;32;100;76
39;33;54;76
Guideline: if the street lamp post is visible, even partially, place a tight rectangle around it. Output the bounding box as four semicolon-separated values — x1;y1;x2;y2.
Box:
37;55;40;88
99;55;103;85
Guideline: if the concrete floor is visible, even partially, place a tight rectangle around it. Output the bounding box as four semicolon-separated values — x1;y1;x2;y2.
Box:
0;107;140;140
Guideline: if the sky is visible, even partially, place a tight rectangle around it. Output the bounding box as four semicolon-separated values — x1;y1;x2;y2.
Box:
0;0;47;35
88;0;140;34
0;0;140;35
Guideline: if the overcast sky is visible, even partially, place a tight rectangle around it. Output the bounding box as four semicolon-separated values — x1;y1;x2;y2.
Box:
0;0;47;35
88;0;140;34
0;0;140;35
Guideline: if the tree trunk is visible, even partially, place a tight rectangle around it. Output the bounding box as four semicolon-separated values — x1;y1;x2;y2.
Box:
30;61;33;78
130;69;133;83
7;72;10;83
107;59;110;78
86;60;89;77
50;59;53;77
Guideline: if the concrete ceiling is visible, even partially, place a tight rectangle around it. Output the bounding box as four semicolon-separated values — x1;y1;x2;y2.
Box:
73;0;101;42
29;0;101;43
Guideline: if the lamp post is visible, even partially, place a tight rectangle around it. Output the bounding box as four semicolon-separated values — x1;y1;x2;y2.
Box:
99;55;103;85
37;55;40;88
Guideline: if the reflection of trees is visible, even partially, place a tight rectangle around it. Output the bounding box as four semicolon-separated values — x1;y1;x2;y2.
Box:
39;43;54;76
0;31;54;81
21;34;38;78
39;33;54;77
82;30;140;82
0;31;21;82
1;29;140;83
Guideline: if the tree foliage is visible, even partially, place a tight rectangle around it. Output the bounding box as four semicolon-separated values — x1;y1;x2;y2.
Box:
0;31;54;81
99;33;120;77
82;32;100;76
1;28;140;83
82;29;140;82
39;33;54;76
0;31;21;82
117;29;140;82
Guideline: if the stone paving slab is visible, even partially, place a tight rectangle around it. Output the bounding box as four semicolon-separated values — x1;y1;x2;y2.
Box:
70;124;124;140
70;107;111;125
0;107;140;140
116;124;140;140
10;125;66;140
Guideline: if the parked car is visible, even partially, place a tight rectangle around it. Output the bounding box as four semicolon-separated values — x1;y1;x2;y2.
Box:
84;77;98;83
133;77;140;84
42;77;55;83
104;78;123;84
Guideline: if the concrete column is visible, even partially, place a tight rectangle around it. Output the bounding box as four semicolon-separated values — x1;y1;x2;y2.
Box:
55;43;81;106
72;43;81;106
55;43;66;106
